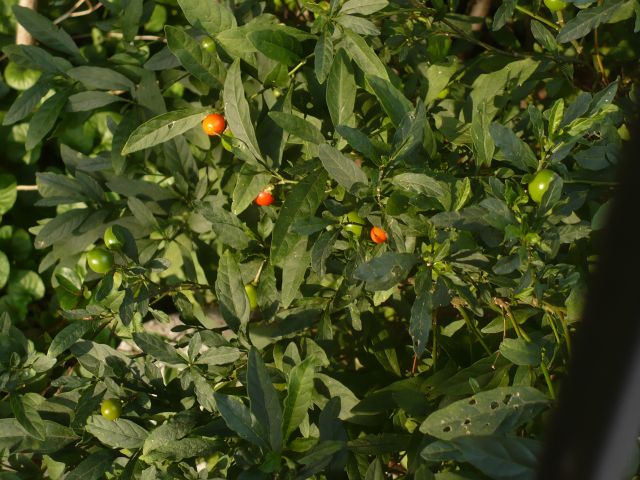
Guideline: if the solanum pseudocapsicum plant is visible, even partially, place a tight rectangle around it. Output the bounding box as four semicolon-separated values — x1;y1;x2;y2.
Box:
0;0;638;477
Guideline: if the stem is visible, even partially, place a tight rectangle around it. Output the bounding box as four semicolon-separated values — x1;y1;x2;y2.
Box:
556;10;583;54
593;27;608;86
432;313;438;370
540;351;556;400
557;311;572;357
515;5;559;31
288;53;314;77
456;305;492;355
16;185;38;191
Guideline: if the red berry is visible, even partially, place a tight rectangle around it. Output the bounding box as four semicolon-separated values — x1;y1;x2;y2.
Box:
370;226;387;244
255;190;274;206
202;113;226;136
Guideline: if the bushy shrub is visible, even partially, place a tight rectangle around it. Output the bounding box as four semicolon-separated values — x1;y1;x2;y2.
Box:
0;0;638;477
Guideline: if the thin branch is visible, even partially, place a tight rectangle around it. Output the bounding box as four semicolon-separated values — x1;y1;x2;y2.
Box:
16;185;38;191
53;0;102;25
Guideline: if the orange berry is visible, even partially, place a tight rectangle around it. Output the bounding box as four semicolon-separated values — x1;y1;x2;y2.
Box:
202;113;226;136
370;226;387;244
255;190;274;206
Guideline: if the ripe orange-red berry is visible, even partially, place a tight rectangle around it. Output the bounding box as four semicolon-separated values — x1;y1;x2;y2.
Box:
255;190;274;206
202;113;226;136
370;226;387;244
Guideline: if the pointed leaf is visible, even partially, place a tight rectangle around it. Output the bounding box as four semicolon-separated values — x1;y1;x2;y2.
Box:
224;60;263;161
282;357;316;439
327;49;356;128
165;25;225;88
215;250;250;332
318;144;368;193
121;107;208;154
248;348;283;451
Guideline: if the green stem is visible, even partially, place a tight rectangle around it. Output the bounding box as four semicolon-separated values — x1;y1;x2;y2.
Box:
515;5;559;31
457;306;492;356
540;351;556;400
288;53;314;77
557;311;572;357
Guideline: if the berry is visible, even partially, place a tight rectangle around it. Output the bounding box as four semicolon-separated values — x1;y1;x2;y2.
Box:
370;226;388;244
202;114;226;136
87;248;114;274
255;190;274;207
100;398;122;421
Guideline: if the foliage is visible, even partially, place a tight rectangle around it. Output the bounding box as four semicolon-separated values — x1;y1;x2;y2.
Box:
0;0;638;477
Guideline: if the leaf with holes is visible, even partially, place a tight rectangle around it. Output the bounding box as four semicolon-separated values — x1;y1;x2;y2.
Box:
419;386;549;440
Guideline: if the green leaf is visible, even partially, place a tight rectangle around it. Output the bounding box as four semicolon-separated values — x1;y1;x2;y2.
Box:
268;112;325;144
121;107;208;154
2;44;72;75
318;144;368;193
366;75;412;127
133;332;187;365
26;90;69;151
248;29;303;65
0;419;77;454
2;79;49;125
165;25;225;88
12;5;82;59
499;338;541;366
410;271;433;358
121;0;143;41
428;435;541;480
365;458;385;480
282;356;316;440
248;348;283;451
492;0;515;31
213;393;268;448
530;20;558;52
196;346;241;365
354;253;420;291
67;91;125;112
340;29;388;80
419;386;549;440
48;319;101;358
34;209;90;249
335;125;381;161
177;0;236;36
270;170;328;266
10;394;46;441
86;416;149;449
557;0;622;43
326;49;356;128
340;0;388;15
8;270;45;301
223;60;263;161
547;99;565;138
197;203;251;249
471;101;495;167
347;433;412;454
280;238;310;308
65;450;117;480
145;438;221;462
67;66;134;91
142;411;199;456
231;164;272;214
392;173;445;198
0;251;9;290
215;250;251;332
423;60;458;104
391;101;426;163
489;123;538;171
0;175;17;215
314;30;333;83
